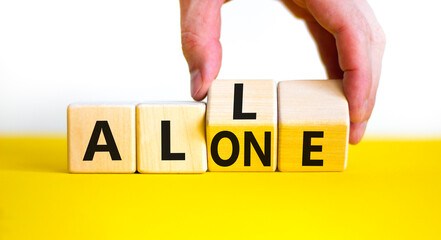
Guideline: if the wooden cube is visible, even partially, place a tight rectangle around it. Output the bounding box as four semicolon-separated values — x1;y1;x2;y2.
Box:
278;80;349;171
206;80;277;171
67;103;136;173
136;102;207;173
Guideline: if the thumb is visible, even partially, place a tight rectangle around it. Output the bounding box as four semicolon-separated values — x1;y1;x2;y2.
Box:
180;0;224;101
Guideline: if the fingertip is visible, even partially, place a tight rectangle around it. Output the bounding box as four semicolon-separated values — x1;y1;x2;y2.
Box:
348;99;368;124
192;93;206;102
349;121;367;145
190;69;202;100
190;68;214;101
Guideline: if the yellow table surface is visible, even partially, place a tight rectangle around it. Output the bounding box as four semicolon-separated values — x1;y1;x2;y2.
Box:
1;136;440;239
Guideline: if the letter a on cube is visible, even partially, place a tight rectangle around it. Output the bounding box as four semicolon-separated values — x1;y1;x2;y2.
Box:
278;80;349;171
68;103;136;173
206;80;277;171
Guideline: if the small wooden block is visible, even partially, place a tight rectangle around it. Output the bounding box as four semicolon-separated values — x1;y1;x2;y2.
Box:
68;103;136;173
206;80;277;171
278;80;349;171
136;102;207;173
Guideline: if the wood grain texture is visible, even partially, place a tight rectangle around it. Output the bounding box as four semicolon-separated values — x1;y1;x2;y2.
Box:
278;80;349;171
206;80;277;171
67;104;136;173
136;102;207;173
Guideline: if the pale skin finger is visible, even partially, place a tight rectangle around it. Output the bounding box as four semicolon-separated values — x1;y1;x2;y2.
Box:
284;0;386;144
180;0;385;144
180;0;224;101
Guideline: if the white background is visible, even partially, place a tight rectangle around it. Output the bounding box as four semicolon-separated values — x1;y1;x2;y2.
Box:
0;0;440;136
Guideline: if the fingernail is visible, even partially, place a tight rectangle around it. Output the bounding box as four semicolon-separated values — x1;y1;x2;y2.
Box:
361;99;369;120
360;120;368;131
190;69;201;97
358;120;368;139
350;120;368;144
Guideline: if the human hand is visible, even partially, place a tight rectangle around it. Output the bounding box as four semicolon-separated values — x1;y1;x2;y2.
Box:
180;0;386;144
